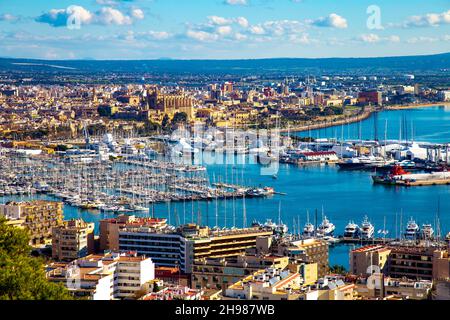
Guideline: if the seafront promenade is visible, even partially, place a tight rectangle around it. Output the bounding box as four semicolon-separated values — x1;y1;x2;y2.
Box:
282;102;449;134
279;109;373;134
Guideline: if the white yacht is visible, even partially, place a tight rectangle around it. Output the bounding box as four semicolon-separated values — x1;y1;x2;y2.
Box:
317;216;335;237
263;219;277;230
344;221;360;238
404;219;420;240
303;223;315;237
360;216;375;240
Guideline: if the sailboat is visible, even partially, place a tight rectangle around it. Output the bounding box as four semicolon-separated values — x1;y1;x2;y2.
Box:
303;210;315;237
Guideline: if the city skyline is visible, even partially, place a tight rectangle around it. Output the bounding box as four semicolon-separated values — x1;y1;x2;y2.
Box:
0;0;449;60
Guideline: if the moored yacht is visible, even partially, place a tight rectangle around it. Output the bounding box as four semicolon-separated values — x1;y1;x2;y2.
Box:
421;224;434;240
404;219;420;240
344;221;360;238
303;223;315;237
360;216;375;240
317;216;335;237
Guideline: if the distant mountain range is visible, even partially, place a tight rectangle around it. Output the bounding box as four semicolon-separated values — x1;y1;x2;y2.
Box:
0;52;449;75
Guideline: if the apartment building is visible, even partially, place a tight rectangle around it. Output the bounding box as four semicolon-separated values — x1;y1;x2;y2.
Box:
351;244;449;281
118;223;273;274
191;254;289;291
46;252;155;300
52;219;95;261
99;215;167;251
0;200;63;245
223;268;303;300
350;245;392;276
354;274;432;300
272;238;329;277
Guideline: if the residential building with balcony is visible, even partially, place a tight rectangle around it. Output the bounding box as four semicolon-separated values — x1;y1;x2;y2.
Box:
0;200;63;246
46;251;155;300
52;219;95;261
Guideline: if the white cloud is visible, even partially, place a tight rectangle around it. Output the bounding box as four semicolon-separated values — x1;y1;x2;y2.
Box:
400;10;450;28
145;31;171;40
131;8;144;20
186;30;219;42
249;25;265;35
236;17;249;28
0;13;19;22
36;5;144;27
310;13;348;29
358;33;401;43
216;25;233;36
208;16;232;26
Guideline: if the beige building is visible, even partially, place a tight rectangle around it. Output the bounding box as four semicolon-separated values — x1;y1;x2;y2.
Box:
46;252;155;300
0;201;63;246
192;254;289;291
52;219;95;261
223;268;304;300
272;238;329;277
351;244;449;281
350;245;392;276
354;274;433;300
147;90;195;120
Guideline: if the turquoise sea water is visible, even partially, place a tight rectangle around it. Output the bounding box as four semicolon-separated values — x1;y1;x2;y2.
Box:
294;106;450;144
1;107;449;269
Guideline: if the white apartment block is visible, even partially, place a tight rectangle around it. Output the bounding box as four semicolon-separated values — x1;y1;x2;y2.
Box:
47;252;155;300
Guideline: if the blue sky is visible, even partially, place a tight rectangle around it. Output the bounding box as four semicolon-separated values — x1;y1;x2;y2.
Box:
0;0;449;60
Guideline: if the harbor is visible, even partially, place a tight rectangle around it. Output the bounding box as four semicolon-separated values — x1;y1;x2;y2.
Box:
0;107;449;268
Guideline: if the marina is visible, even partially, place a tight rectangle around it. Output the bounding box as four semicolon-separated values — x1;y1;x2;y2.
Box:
0;107;449;269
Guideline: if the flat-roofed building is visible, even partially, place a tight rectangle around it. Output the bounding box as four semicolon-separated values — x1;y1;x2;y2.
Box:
358;91;383;106
52;219;95;261
351;244;449;281
119;223;273;274
354;274;433;300
192;254;289;291
223;267;303;300
387;246;436;281
0;200;63;246
46;252;155;300
350;245;392;276
99;215;167;251
273;238;329;277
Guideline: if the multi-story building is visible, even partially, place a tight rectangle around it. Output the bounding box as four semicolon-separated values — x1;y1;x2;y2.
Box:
99;215;167;252
354;274;433;300
155;267;190;287
388;246;437;281
272;238;329;277
351;244;449;281
358;91;383;106
223;268;303;300
52;219;95;261
0;200;63;245
46;252;155;300
191;254;289;291
350;245;392;276
118;223;273;274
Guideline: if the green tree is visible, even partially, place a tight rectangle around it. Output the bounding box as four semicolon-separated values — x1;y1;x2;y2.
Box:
0;218;73;300
329;265;347;275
